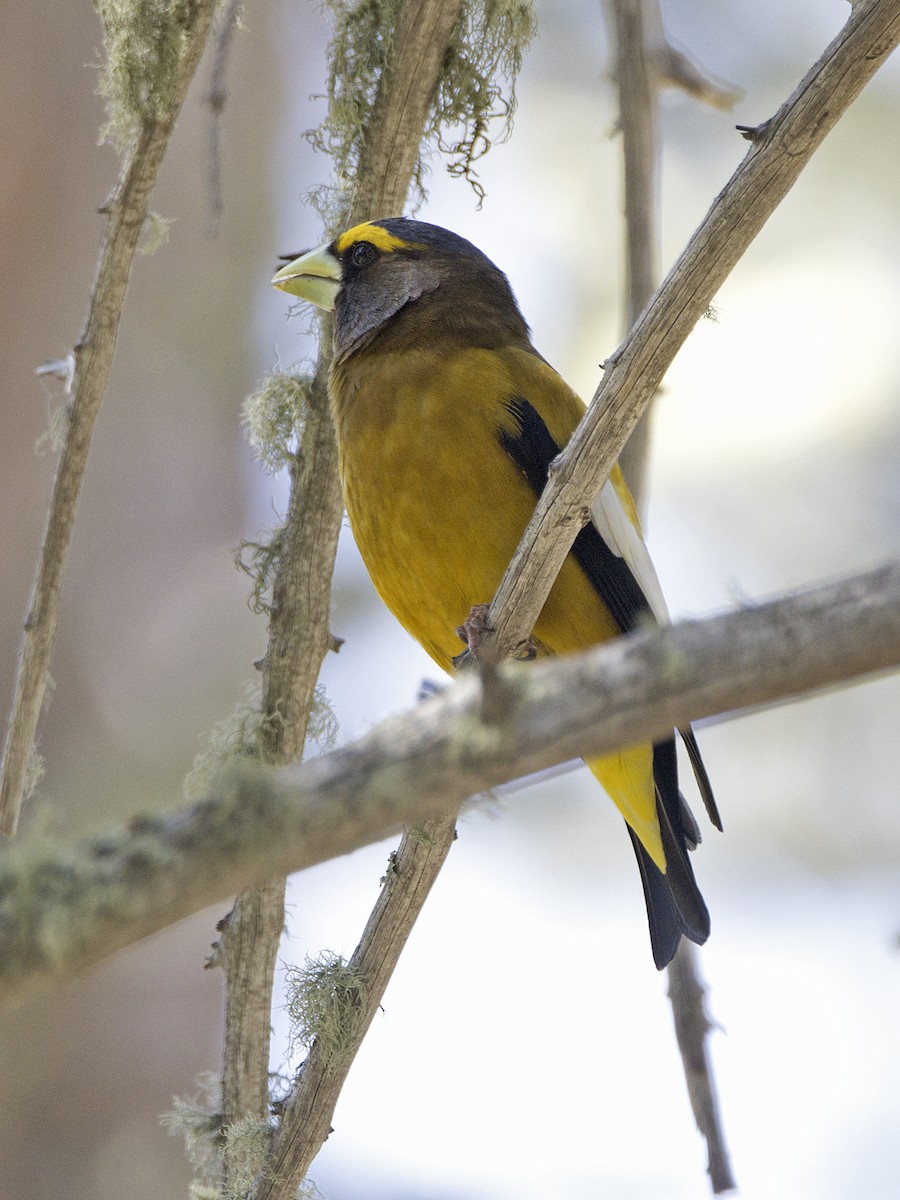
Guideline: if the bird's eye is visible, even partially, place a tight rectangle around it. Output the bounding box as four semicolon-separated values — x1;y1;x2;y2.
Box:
349;241;377;269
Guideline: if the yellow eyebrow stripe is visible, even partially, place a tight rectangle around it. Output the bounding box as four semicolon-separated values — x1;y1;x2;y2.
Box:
335;221;416;255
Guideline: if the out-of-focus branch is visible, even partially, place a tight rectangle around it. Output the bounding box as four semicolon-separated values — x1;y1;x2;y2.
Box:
605;0;742;504
606;3;739;1189
606;0;659;505
479;0;900;668
639;0;743;111
206;0;243;238
2;559;899;1013
215;0;467;1189
668;945;734;1193
0;0;220;838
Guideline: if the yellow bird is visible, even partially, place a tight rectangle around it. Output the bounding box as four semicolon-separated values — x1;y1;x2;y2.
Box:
273;218;720;968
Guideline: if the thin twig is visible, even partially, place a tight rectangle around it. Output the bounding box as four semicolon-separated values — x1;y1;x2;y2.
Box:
0;0;220;837
206;0;243;239
607;3;736;1188
604;0;741;500
477;0;900;667
640;0;743;110
1;559;899;1011
606;0;659;505
668;944;736;1193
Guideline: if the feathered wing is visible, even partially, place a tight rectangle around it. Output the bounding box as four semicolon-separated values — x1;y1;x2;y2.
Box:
497;348;714;966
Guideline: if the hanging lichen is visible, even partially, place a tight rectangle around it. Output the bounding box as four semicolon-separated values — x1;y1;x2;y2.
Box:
242;373;312;475
284;951;368;1062
308;0;537;208
183;681;338;799
94;0;198;151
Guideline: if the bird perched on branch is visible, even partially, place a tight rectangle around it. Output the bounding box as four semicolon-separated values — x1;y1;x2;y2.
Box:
273;217;720;968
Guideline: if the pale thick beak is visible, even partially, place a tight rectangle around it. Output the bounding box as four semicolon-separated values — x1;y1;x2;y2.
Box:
271;241;341;310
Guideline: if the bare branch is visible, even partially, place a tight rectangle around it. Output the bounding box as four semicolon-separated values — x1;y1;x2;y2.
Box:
2;560;899;1013
606;0;660;505
479;0;900;666
0;0;220;836
668;944;736;1193
205;0;243;238
639;0;743;110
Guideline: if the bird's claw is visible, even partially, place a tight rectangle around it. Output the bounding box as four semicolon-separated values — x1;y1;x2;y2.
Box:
455;603;493;654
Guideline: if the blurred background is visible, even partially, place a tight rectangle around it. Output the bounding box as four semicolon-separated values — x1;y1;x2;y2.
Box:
1;1;898;1197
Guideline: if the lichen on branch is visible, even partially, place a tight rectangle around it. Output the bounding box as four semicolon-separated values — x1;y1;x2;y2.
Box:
95;0;201;149
307;0;537;207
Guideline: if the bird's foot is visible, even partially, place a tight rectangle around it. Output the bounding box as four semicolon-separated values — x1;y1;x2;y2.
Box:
455;603;493;654
453;604;537;669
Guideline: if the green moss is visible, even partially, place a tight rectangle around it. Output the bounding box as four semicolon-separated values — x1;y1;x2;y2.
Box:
236;528;285;617
221;1118;273;1198
242;374;311;475
285;951;368;1062
310;0;403;196
306;684;339;754
161;1072;224;1188
34;406;70;458
308;0;536;211
430;0;538;202
94;0;198;152
184;682;337;798
183;684;268;798
137;210;175;255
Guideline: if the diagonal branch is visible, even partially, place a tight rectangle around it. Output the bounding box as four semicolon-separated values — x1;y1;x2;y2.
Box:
0;0;220;837
253;814;459;1200
2;558;899;1013
479;0;900;666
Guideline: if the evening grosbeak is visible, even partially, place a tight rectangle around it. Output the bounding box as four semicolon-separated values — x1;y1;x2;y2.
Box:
273;217;720;968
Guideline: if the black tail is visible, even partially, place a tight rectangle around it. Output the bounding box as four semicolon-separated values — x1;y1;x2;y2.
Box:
629;737;711;969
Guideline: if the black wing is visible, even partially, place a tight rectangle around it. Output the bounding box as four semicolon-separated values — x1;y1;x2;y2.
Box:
498;395;713;967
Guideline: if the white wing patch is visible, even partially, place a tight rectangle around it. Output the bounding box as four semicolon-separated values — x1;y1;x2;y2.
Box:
591;479;670;624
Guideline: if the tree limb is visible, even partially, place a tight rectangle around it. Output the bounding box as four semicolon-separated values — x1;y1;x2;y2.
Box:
0;0;220;837
215;0;467;1186
2;559;898;1013
254;815;458;1200
605;0;660;504
477;0;900;666
668;944;734;1193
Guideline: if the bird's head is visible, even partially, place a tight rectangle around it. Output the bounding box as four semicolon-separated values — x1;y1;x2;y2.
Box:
272;217;530;361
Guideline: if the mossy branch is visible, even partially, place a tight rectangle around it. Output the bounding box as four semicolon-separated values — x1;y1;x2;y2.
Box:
1;559;899;1013
0;0;220;836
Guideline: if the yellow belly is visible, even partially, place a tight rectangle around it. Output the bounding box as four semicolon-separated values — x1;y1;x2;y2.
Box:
331;345;665;868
